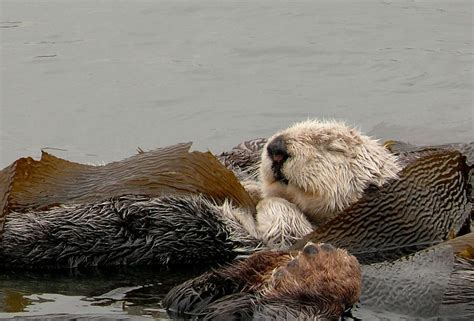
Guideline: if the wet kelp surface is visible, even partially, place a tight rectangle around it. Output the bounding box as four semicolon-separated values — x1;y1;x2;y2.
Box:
0;143;256;234
355;234;474;320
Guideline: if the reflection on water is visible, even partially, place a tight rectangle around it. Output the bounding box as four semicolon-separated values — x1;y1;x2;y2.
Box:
3;291;29;313
6;293;124;315
0;266;206;319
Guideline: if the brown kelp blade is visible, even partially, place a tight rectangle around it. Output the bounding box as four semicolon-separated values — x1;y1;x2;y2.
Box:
0;143;256;233
359;233;474;318
442;232;474;259
385;141;474;211
384;141;474;166
293;150;472;263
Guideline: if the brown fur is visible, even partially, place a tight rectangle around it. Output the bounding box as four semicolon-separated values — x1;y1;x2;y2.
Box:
216;242;361;318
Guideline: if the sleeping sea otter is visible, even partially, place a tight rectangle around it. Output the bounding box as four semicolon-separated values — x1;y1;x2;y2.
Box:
0;119;470;268
0;119;472;319
163;234;474;320
259;119;401;225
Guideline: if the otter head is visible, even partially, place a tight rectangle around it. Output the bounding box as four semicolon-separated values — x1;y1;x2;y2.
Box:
260;119;401;224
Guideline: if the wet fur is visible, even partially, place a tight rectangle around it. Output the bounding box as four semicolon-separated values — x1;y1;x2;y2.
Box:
0;195;261;268
256;197;313;249
164;243;474;320
164;242;361;320
260;119;401;225
0;120;404;267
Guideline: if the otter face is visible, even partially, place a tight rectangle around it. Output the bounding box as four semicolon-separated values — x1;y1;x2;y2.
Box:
260;119;401;224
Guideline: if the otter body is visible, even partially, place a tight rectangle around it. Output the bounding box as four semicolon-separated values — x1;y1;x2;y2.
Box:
0;195;261;268
164;238;474;320
164;242;362;320
0;120;471;267
0;119;472;319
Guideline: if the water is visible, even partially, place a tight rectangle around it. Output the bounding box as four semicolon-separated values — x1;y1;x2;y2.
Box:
1;1;472;169
0;0;473;319
0;266;207;319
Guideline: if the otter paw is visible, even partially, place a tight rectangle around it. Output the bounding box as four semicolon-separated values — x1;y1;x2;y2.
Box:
256;197;313;249
265;242;362;315
270;242;337;288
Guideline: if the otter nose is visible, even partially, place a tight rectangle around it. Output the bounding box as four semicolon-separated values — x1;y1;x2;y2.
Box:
267;136;288;163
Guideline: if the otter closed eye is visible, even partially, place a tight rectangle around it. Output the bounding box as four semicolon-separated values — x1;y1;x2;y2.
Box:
260;119;402;225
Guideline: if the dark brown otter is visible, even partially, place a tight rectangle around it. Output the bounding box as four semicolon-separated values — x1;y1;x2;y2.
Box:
164;235;474;320
164;242;361;320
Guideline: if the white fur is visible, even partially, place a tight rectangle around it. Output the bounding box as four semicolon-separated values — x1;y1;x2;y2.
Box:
256;197;313;249
219;200;260;239
259;119;401;225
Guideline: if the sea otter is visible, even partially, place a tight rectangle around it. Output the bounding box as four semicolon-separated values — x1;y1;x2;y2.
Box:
0;120;471;268
259;119;401;225
220;119;403;248
220;120;402;227
164;241;362;320
0;120;472;319
163;234;474;320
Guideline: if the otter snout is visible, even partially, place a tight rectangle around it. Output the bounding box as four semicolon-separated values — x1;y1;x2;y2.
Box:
267;136;289;183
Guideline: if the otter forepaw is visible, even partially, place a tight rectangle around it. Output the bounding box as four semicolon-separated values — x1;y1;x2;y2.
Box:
270;242;338;288
265;242;362;316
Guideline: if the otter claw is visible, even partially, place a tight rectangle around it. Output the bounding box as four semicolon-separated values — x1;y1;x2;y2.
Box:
287;259;299;268
303;243;319;255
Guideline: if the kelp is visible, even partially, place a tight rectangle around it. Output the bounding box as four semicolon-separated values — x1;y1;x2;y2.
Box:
442;232;474;259
358;235;474;319
292;150;472;263
0;143;256;234
384;141;474;166
385;141;474;209
356;233;474;319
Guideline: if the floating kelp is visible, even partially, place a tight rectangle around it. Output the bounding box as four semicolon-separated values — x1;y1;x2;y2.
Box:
356;233;474;319
0;143;256;234
292;150;472;263
384;141;474;166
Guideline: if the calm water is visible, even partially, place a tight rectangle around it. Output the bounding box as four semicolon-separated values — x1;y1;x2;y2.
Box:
0;266;208;320
0;0;473;319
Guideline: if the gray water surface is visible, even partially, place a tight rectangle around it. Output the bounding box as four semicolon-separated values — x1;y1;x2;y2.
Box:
0;0;473;319
1;0;472;168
